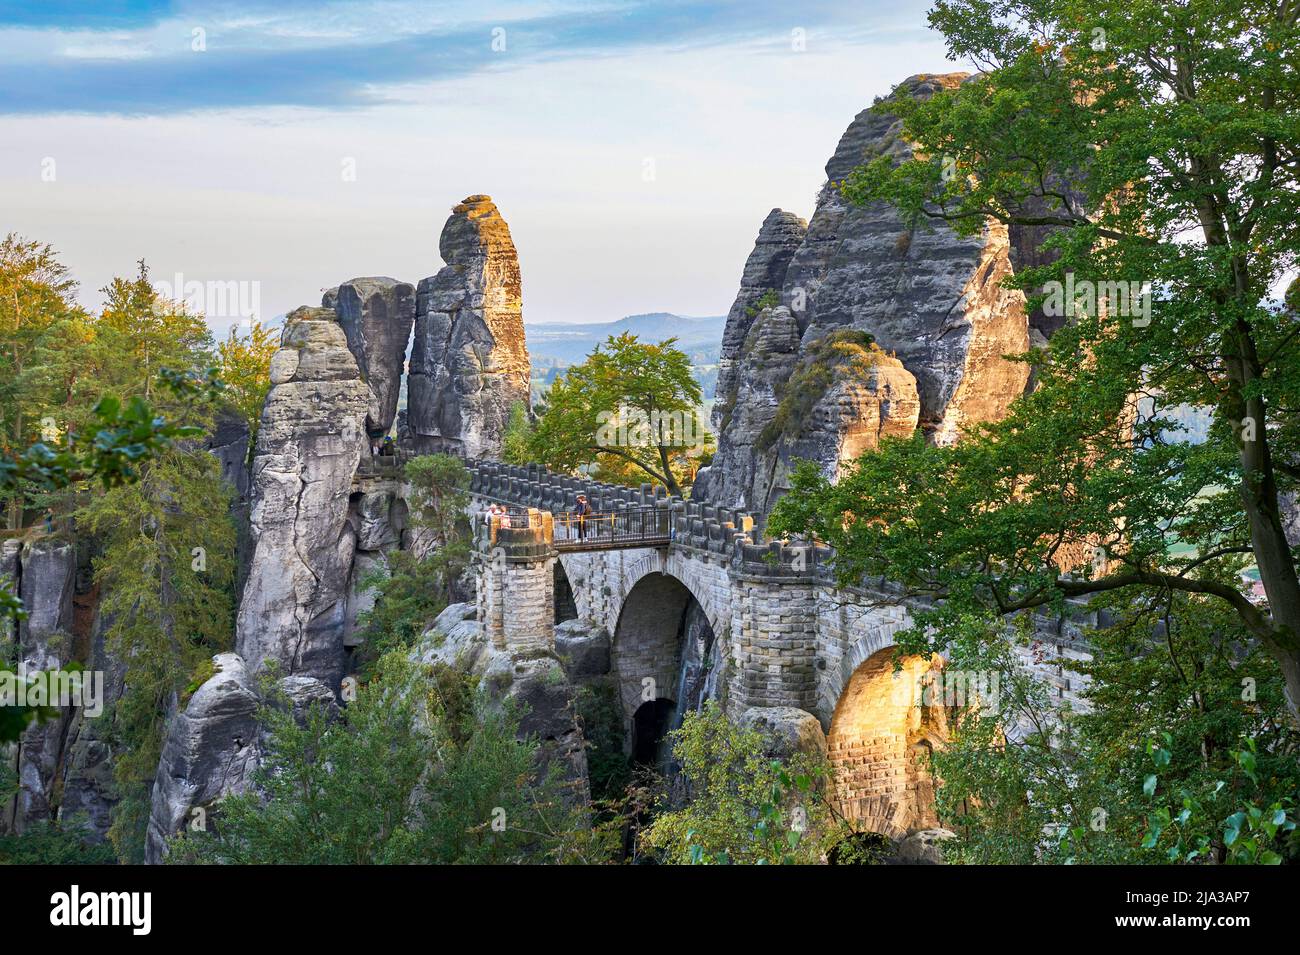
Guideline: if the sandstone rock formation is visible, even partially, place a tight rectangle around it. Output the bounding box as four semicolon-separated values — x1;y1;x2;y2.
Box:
408;196;530;458
699;73;1032;517
144;653;336;863
712;208;808;435
234;306;372;687
328;277;416;436
2;540;77;834
739;705;829;761
413;603;589;803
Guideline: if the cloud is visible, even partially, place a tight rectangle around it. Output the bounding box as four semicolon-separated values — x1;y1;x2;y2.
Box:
0;0;918;114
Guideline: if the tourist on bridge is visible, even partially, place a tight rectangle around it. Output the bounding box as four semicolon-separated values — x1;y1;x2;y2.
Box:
572;494;592;541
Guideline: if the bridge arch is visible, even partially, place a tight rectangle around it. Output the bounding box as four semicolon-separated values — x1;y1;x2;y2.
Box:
609;569;719;766
826;647;948;839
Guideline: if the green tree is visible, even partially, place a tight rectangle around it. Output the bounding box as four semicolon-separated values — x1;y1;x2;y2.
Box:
217;320;277;459
403;453;471;601
353;454;471;665
501;400;533;466
929;596;1300;864
771;0;1300;716
528;333;707;496
354;550;449;662
169;653;613;864
0;367;221;745
0;235;83;528
80;445;237;861
640;703;835;864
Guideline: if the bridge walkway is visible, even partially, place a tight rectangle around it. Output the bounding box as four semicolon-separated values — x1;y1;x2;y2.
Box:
482;502;671;552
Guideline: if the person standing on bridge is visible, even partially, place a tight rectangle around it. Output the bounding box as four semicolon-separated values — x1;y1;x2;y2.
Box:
572;494;592;541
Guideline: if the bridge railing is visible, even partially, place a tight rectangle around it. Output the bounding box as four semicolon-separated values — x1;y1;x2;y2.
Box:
553;507;670;550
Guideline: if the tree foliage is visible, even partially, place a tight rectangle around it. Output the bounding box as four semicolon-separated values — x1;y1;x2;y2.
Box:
771;0;1300;716
526;333;709;496
168;653;614;864
639;703;836;864
930;596;1299;864
217;320;278;458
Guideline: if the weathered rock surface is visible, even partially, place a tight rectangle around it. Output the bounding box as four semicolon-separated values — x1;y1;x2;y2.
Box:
235;306;372;687
17;540;75;672
554;619;611;679
700;73;1033;516
207;407;251;501
712;209;808;435
739;705;829;760
144;653;337;864
413;603;590;804
329;277;416;436
694;306;802;510
892;827;956;864
144;654;259;864
3;540;77;834
56;607;127;841
408;196;531;458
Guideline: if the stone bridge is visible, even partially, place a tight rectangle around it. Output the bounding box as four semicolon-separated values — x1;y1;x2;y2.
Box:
461;460;1093;839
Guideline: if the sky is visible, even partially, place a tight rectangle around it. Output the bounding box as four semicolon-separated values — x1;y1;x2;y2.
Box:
0;1;967;335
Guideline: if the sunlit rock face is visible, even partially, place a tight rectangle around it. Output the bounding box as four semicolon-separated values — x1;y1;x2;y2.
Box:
408;195;531;458
328;277;416;436
700;73;1033;517
234;306;372;686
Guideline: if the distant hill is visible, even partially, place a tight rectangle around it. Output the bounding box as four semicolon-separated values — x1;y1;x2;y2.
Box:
524;312;724;403
525;312;725;368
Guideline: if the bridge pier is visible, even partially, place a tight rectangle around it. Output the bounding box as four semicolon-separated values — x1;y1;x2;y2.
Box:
728;543;820;713
477;511;558;654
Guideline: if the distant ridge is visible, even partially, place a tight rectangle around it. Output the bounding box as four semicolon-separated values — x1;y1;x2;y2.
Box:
525;312;725;366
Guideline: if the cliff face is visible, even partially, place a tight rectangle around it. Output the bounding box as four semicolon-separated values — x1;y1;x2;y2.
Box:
712;209;808;435
699;73;1032;517
234;306;373;686
408;196;531;458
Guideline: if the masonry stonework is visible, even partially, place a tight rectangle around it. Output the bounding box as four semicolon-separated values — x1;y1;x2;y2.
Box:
466;459;1095;838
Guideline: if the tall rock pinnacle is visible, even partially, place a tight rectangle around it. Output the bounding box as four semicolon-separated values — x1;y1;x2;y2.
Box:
408;195;531;458
234;306;372;685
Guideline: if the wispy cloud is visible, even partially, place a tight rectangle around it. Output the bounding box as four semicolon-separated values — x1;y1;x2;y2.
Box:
0;1;923;115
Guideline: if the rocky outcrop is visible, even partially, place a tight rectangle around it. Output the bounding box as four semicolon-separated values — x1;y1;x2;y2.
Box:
408;196;531;458
739;705;829;761
55;606;126;841
554;619;611;679
712;209;808;435
699;73;1033;517
328;277;416;436
16;540;75;672
414;603;589;804
3;540;77;834
892;827;956;864
234;306;372;687
143;653;336;864
207;407;251;501
695;307;803;511
144;653;258;864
